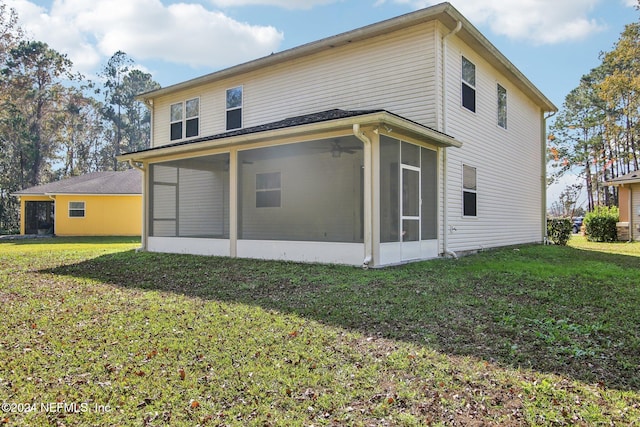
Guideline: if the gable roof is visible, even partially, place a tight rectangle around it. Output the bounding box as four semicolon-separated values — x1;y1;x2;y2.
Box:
136;2;556;113
12;169;142;196
118;108;460;162
607;170;640;186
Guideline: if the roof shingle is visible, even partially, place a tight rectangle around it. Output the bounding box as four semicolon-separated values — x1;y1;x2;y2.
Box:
12;169;141;196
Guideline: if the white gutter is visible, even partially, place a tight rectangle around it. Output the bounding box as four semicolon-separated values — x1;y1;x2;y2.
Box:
543;111;556;244
128;159;145;171
353;124;373;269
117;111;460;164
441;20;462;259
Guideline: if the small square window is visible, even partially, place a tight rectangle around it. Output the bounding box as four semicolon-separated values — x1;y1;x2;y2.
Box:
69;201;85;218
256;172;281;208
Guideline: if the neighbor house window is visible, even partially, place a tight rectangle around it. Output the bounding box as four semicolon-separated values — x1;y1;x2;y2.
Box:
462;56;476;112
256;172;281;208
463;164;477;217
170;98;199;141
497;83;507;129
69;201;85;218
226;86;242;130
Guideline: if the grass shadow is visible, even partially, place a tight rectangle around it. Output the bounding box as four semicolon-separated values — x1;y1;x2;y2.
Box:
44;243;640;392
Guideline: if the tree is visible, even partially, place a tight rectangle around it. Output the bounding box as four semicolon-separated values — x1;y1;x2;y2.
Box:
2;41;77;187
100;51;131;171
549;67;607;211
100;51;159;170
549;9;640;212
0;2;25;232
598;21;640;175
52;86;109;177
121;69;160;153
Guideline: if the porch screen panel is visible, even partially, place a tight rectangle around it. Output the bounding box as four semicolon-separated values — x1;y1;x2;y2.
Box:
421;148;437;240
380;136;400;243
238;137;364;242
151;184;176;237
178;167;228;238
150;153;229;238
151;165;177;237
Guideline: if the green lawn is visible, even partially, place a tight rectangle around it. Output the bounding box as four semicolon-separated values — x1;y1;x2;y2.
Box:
0;236;638;426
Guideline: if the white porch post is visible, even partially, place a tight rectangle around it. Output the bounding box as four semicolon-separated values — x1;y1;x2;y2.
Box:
229;148;238;257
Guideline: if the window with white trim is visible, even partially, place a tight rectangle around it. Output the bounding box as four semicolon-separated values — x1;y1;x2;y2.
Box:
461;56;476;112
69;201;85;218
463;165;477;217
497;83;507;129
170;97;199;141
226;86;242;130
256;172;281;208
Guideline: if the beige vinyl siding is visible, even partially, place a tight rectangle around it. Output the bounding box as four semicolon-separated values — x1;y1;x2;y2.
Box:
152;22;439;148
443;37;543;252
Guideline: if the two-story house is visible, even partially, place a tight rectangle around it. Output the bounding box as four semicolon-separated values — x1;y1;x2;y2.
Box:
118;2;557;267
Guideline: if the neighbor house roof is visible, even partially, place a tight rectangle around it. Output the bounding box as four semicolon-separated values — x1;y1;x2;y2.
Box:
607;170;640;186
12;169;142;196
136;2;556;113
118;109;460;162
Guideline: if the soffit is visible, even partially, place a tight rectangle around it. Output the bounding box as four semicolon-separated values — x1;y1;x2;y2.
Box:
117;109;460;163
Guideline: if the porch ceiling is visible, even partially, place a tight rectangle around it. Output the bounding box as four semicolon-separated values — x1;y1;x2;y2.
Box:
117;109;460;163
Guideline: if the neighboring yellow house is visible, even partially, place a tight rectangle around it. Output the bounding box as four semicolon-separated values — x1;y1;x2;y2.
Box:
12;169;142;236
607;171;640;241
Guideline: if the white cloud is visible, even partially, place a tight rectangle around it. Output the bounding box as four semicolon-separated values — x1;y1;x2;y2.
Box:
623;0;638;7
382;0;607;44
5;0;283;76
209;0;337;9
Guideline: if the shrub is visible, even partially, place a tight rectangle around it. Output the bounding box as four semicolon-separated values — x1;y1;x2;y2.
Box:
583;206;619;242
547;217;572;245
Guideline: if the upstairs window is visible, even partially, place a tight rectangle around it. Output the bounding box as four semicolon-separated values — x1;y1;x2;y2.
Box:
461;56;476;112
226;86;243;130
170;98;199;141
463;165;477;217
185;98;199;138
497;84;507;129
170;103;183;140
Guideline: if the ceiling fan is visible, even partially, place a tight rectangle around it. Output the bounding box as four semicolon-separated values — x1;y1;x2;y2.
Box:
310;140;362;158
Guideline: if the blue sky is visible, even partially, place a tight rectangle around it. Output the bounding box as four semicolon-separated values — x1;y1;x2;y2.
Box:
6;0;637;109
4;0;639;206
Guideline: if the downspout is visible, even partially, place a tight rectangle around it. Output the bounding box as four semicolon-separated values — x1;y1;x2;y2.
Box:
353;124;373;268
543;111;556;244
441;20;462;259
